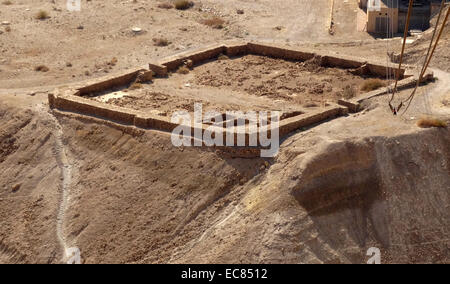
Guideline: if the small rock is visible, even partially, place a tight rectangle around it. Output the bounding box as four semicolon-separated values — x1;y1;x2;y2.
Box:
184;59;193;68
77;25;84;30
237;9;244;15
1;21;11;26
12;183;21;192
132;27;142;34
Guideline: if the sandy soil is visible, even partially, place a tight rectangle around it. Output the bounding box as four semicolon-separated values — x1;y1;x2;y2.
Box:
0;0;333;89
0;1;449;264
0;0;391;91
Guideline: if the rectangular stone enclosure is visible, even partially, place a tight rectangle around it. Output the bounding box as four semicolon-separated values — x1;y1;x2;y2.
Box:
49;41;430;150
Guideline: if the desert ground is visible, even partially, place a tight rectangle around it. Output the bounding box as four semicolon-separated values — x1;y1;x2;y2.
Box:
0;1;449;264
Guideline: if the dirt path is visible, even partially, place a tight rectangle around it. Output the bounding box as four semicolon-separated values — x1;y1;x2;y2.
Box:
38;104;74;263
54;118;72;262
403;68;450;117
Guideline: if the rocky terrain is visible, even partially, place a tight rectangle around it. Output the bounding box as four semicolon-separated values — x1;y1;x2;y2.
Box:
0;1;449;264
404;6;450;72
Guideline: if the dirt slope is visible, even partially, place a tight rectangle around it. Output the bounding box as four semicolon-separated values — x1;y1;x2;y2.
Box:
2;94;448;264
0;99;268;263
404;6;450;72
168;107;450;264
57;113;270;263
0;103;62;263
